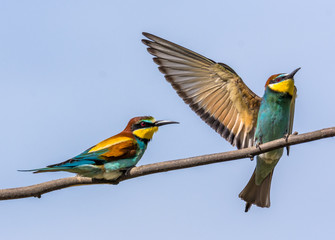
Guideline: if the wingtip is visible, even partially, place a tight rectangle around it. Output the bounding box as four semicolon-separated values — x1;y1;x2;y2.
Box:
152;57;161;65
142;32;167;43
142;32;153;39
146;48;157;56
158;66;168;74
141;39;151;46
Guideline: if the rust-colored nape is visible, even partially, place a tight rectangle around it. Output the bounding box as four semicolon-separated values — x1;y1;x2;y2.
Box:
123;116;154;132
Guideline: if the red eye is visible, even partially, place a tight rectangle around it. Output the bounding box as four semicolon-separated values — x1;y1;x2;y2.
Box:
276;77;284;82
140;122;146;127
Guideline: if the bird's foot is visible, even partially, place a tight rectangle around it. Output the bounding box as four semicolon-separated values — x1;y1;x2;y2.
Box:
284;131;298;142
108;168;134;184
255;142;262;151
92;178;120;185
121;167;134;177
107;180;120;185
283;133;289;142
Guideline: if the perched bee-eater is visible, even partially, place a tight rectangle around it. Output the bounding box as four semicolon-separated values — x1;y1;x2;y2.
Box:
21;116;178;180
142;32;299;211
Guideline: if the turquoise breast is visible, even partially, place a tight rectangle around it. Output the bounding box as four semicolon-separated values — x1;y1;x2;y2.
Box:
254;87;292;184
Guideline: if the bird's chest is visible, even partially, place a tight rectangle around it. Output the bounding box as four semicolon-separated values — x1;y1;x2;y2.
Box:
135;139;147;160
255;91;292;143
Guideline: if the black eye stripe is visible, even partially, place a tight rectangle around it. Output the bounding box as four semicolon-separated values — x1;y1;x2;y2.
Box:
132;121;154;131
271;76;286;84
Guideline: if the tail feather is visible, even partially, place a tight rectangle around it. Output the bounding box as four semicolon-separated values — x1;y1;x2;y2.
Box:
18;166;74;174
19;159;99;174
239;169;274;212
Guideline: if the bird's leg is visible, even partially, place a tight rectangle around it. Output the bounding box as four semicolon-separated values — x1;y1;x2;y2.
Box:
107;180;120;185
283;133;289;142
255;136;262;151
283;131;298;142
284;131;298;156
92;178;120;185
121;167;133;177
109;167;134;184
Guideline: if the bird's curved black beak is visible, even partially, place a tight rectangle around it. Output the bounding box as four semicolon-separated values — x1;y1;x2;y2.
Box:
154;120;179;127
287;67;301;79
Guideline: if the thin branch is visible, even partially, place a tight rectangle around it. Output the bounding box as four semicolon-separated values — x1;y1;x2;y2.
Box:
0;127;334;201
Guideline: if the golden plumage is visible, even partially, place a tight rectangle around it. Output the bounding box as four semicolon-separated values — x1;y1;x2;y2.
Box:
88;136;132;153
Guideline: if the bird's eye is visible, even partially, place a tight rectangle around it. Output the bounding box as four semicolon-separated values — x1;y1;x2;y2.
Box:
140;122;146;127
276;77;284;82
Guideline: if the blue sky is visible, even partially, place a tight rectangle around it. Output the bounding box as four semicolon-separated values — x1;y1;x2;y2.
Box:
0;0;334;239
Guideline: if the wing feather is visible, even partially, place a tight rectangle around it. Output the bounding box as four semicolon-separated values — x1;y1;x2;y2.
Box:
47;135;138;168
101;139;138;160
287;87;297;155
75;134;138;162
143;32;262;148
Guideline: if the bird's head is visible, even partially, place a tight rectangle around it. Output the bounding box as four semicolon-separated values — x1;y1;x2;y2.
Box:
125;116;179;141
265;68;300;96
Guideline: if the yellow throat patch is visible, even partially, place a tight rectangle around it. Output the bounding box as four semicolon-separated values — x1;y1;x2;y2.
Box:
268;79;295;96
133;127;158;140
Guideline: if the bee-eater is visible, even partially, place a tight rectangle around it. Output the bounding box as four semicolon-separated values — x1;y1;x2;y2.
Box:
142;32;299;211
21;116;178;180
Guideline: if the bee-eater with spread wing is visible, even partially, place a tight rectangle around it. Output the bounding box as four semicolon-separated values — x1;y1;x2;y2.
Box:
21;116;178;180
142;32;299;212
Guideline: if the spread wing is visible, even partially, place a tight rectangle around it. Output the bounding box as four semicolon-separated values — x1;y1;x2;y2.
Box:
142;32;261;148
287;86;297;155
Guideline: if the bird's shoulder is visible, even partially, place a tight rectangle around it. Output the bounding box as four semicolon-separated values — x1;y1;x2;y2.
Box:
88;132;137;153
74;132;138;162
